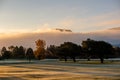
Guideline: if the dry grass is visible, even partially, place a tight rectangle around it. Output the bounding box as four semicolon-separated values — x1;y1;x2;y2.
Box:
0;60;120;80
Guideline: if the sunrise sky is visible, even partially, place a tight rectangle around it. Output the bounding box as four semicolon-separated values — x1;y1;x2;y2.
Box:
0;0;120;33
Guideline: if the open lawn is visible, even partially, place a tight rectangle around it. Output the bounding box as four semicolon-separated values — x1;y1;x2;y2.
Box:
0;59;120;80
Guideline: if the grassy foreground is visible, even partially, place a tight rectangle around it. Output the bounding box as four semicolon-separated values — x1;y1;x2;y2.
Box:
0;59;120;80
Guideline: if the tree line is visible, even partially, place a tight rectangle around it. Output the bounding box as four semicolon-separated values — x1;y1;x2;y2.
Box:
0;38;120;63
0;39;45;62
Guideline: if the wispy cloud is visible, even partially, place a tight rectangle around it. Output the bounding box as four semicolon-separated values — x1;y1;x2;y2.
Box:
89;11;120;21
96;20;120;26
76;11;120;31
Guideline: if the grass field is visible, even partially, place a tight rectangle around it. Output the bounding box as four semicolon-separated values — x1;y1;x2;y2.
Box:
0;59;120;80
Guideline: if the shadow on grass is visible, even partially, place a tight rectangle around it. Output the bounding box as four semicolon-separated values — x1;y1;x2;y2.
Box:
22;74;52;79
0;62;35;65
0;76;25;80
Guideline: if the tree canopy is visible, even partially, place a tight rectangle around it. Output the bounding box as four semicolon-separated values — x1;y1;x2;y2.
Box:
26;48;34;62
34;39;46;60
82;39;114;63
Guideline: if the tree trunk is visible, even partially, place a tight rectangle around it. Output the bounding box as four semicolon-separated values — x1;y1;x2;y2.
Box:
29;58;31;63
87;58;90;61
64;56;67;62
100;58;104;63
87;56;91;61
72;57;76;62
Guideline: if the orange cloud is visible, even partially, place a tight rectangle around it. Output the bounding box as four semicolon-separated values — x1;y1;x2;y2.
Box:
96;20;120;26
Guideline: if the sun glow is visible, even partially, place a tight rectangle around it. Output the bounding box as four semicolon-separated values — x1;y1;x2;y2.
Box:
33;28;72;33
33;28;57;33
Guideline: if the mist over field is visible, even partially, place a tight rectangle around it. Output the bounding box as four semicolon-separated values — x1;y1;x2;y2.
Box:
0;27;120;49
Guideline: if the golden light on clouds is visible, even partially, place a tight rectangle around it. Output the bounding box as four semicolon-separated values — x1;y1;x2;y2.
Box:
0;33;20;39
33;28;57;33
98;20;120;26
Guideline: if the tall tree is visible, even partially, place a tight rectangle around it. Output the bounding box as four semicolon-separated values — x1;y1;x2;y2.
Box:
82;39;94;61
82;39;113;63
2;51;11;59
8;46;15;52
1;47;7;55
1;47;7;59
46;45;57;58
114;47;120;58
12;46;19;58
18;46;25;58
57;42;81;62
34;39;46;60
1;47;11;59
26;48;34;62
96;41;113;63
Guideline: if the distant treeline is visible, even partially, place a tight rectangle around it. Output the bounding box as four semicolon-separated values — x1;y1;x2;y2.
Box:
0;38;120;63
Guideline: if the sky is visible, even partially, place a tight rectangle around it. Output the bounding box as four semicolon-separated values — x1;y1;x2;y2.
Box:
0;0;120;33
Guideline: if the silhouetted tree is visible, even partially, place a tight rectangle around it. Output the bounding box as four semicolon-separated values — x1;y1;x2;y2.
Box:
82;39;114;63
1;47;7;55
82;39;94;61
57;46;68;62
8;46;26;59
0;56;2;60
34;39;46;60
2;51;11;59
18;46;25;58
46;45;58;58
1;47;7;59
96;41;114;63
26;48;34;62
8;46;15;52
1;47;11;59
12;46;19;58
114;47;120;58
57;42;81;62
